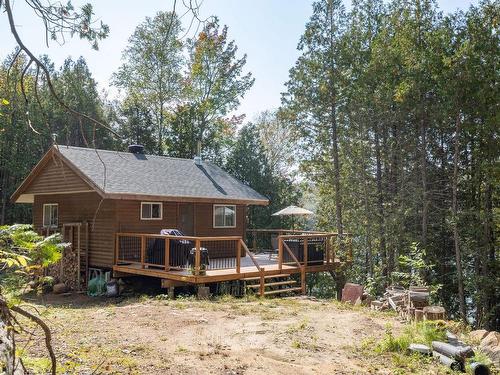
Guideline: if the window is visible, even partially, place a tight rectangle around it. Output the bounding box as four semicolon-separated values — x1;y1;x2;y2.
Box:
43;204;58;228
213;205;236;228
141;202;162;220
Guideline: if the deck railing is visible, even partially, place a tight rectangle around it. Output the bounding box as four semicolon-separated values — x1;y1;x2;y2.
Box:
278;232;352;269
115;231;351;288
115;233;257;275
246;228;330;254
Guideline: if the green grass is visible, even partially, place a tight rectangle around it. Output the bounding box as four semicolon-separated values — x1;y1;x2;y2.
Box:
375;321;447;354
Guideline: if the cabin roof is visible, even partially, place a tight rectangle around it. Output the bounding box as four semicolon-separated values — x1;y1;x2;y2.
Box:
12;145;269;205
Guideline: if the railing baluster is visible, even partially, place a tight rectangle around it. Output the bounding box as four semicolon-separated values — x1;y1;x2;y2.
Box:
303;238;308;266
236;239;241;273
115;233;119;264
195;239;201;276
140;235;145;269
164;238;170;271
278;237;283;271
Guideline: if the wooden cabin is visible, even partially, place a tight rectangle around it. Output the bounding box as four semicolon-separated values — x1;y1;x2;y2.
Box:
12;145;351;296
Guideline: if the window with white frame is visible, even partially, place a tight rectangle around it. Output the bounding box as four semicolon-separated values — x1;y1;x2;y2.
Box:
43;203;58;228
141;202;162;220
213;205;236;228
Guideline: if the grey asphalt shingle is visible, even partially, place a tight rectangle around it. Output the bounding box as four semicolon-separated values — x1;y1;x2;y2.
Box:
56;145;268;203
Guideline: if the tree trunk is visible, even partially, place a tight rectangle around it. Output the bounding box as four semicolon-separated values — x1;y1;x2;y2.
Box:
420;116;429;249
374;122;387;279
452;112;467;323
0;298;25;374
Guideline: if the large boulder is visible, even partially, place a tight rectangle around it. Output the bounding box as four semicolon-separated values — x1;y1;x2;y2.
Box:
480;331;500;367
470;329;489;343
53;282;68;294
341;283;363;305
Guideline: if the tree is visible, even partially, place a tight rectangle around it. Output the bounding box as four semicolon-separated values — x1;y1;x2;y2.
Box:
113;11;184;155
282;0;348;237
226;122;300;229
178;19;254;159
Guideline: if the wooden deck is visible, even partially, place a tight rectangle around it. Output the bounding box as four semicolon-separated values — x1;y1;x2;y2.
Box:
113;231;352;294
113;253;342;284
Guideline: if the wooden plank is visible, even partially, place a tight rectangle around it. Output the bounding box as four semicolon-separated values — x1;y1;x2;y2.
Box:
246;280;297;288
242;274;291;281
264;287;302;296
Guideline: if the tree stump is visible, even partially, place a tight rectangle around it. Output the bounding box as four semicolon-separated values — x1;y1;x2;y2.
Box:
415;309;424;322
423;306;446;321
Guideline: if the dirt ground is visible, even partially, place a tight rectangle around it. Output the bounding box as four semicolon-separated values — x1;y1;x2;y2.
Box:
18;293;418;374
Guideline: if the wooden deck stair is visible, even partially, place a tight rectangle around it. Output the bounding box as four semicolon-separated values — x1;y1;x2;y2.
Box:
243;273;302;296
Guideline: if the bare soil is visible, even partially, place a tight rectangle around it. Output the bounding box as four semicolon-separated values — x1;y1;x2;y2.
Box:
18;293;426;374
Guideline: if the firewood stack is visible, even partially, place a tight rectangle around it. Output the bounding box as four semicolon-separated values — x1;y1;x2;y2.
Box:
371;285;446;321
46;244;81;291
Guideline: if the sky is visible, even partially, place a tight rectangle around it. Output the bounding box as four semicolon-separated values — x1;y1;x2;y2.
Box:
1;0;477;121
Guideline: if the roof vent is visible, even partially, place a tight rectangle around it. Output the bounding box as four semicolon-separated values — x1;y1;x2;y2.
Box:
194;156;202;165
128;144;145;154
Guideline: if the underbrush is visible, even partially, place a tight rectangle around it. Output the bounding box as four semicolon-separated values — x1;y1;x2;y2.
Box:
375;321;447;353
366;321;499;375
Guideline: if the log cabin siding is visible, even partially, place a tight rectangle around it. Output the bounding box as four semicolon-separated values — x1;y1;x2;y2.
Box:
116;200;178;233
25;156;92;194
194;203;246;237
34;193;116;267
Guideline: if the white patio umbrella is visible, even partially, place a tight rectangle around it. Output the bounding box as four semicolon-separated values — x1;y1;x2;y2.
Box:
272;205;314;230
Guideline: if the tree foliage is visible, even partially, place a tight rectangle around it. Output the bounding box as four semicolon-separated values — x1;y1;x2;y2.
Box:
282;0;499;329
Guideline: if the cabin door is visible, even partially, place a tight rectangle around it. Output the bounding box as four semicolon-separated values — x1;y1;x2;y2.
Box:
178;203;194;235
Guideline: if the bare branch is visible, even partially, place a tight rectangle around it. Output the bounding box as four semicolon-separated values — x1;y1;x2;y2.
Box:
10;304;56;375
4;0;121;138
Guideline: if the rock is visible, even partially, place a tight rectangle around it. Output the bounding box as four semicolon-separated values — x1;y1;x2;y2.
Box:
341;283;363;305
480;331;500;367
409;343;431;355
197;286;210;300
361;293;374;306
53;283;68;294
470;329;489;342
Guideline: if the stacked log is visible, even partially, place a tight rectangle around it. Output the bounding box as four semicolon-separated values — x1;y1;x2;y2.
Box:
370;285;447;322
46;244;80;291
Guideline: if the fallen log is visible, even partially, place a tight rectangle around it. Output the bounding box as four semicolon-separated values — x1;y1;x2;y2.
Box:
432;341;474;360
432;351;465;372
470;362;490;375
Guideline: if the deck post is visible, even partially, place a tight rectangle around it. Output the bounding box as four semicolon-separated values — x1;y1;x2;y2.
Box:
77;224;81;289
140;235;145;269
325;235;330;265
301;265;306;295
259;268;265;297
164;238;170;271
303;238;308;267
278;237;283;271
115;233;119;264
195;239;201;276
236;239;241;274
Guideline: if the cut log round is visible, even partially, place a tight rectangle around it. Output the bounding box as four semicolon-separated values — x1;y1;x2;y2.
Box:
415;309;424;322
423;305;446;321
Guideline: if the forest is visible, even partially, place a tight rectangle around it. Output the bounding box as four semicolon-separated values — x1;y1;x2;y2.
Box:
0;0;498;332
